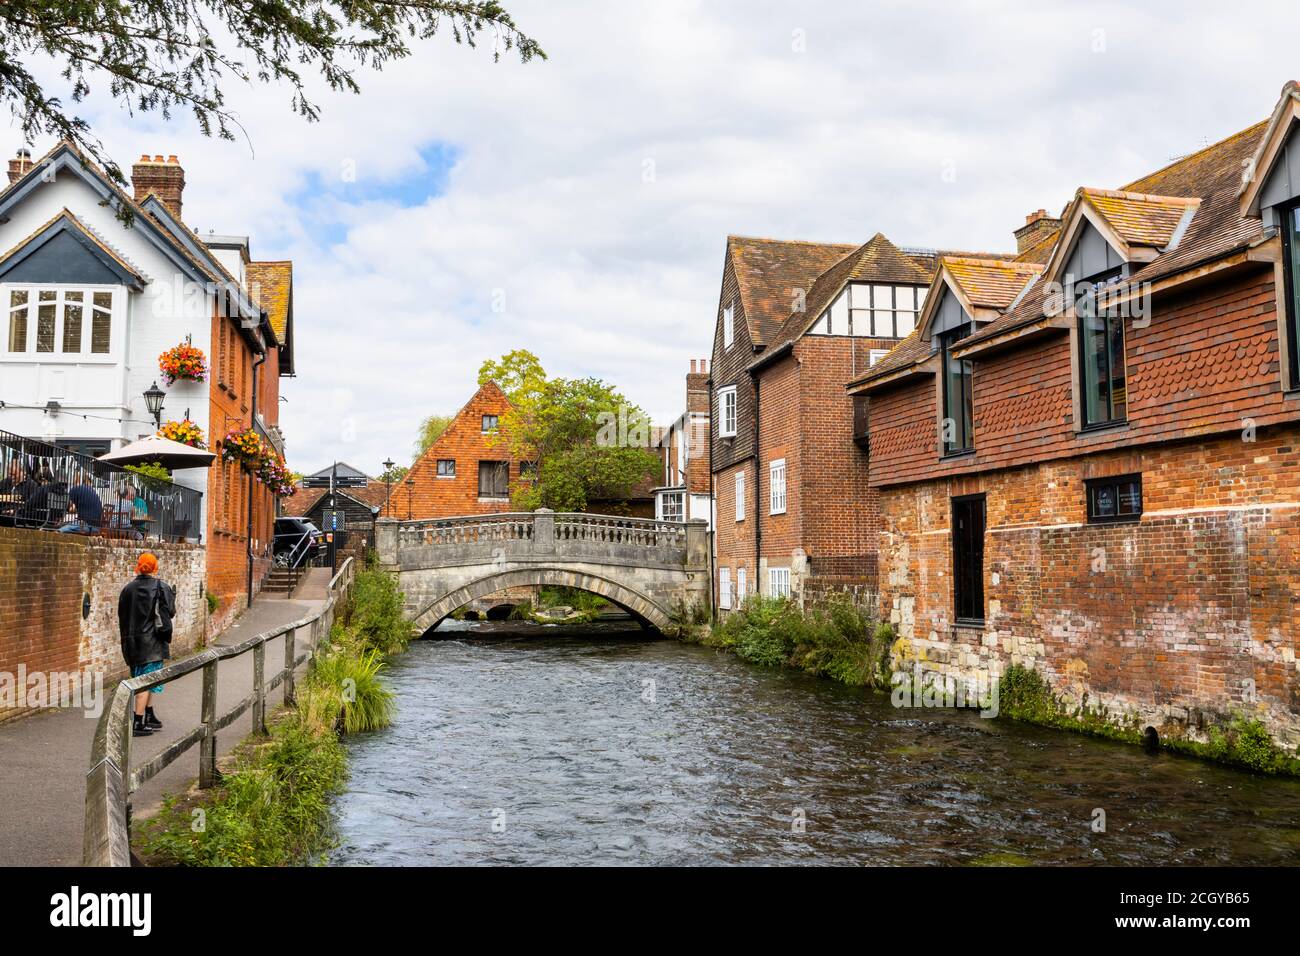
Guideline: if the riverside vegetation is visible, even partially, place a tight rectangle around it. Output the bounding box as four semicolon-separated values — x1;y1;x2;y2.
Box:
677;595;1300;777
134;568;411;866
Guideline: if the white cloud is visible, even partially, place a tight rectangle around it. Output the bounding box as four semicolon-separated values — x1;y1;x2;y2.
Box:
11;0;1300;473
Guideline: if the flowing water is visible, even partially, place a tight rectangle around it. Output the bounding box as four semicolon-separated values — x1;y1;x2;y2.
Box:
329;620;1300;866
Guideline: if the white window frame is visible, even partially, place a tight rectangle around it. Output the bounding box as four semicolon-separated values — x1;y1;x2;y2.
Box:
769;458;787;515
718;386;737;437
2;284;121;363
723;302;735;349
734;470;745;521
657;490;684;522
868;349;890;367
719;567;732;610
736;567;747;603
769;567;791;599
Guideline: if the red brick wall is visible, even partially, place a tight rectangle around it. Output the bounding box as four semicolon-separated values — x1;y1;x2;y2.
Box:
795;336;878;581
207;309;279;627
0;529;206;723
713;458;755;606
879;419;1300;748
386;382;519;519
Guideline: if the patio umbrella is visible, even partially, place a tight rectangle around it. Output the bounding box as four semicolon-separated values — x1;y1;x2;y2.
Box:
98;434;216;470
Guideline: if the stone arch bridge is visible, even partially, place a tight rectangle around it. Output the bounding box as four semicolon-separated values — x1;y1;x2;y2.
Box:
375;510;710;633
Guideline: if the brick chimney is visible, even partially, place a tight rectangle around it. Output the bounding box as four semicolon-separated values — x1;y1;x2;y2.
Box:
131;154;185;219
7;148;33;185
1014;208;1062;255
687;358;709;415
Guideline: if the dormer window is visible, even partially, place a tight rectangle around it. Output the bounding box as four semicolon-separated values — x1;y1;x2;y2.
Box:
723;302;734;349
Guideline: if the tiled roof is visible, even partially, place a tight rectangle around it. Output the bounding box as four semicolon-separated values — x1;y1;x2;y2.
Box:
865;117;1272;365
246;260;292;342
727;235;858;344
1080;188;1198;249
944;256;1043;310
761;233;935;356
282;483;391;517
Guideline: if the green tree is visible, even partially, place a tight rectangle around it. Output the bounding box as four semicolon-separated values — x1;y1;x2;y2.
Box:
414;414;453;456
0;1;543;187
477;352;658;513
478;348;547;406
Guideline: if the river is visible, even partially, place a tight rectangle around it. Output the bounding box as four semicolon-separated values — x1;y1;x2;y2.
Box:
328;620;1300;866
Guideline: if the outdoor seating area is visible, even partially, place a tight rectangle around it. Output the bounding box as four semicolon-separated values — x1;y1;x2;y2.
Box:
0;430;202;543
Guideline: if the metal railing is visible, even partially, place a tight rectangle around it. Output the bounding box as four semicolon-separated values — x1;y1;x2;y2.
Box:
83;557;356;867
0;429;203;542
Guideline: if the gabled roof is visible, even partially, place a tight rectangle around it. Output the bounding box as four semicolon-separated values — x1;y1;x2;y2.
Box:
960;118;1270;355
137;194;262;325
755;233;935;364
246;260;294;373
0;208;147;289
941;256;1044;312
0;141;228;292
1239;81;1300;217
304;461;371;481
847;256;1043;392
726;235;858;345
1041;187;1200;286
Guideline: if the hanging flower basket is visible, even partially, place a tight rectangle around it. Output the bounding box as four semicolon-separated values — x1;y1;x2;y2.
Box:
159;341;208;385
258;456;297;498
220;427;295;497
157;418;207;449
221;427;272;471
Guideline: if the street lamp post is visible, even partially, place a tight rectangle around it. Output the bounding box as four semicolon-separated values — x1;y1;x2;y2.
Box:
405;477;415;520
143;381;166;429
382;457;395;517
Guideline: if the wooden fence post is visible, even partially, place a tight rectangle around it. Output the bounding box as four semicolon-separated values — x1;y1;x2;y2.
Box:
252;641;267;735
198;658;219;788
283;629;296;705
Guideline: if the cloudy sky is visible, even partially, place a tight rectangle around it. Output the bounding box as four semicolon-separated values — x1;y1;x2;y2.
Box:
21;1;1300;474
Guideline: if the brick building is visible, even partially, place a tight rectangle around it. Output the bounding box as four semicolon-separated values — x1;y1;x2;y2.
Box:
848;83;1300;747
0;144;293;630
708;233;1002;611
652;358;711;525
384;381;521;519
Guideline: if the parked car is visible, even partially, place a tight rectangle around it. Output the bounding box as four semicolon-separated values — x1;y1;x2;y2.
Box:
273;517;322;568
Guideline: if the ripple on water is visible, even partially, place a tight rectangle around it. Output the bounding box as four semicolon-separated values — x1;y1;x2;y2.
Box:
328;628;1300;866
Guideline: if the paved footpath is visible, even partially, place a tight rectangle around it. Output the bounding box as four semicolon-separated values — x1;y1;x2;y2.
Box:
0;583;330;867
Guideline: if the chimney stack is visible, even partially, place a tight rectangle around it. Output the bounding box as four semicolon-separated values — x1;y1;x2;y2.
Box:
7;148;33;185
1014;208;1062;256
131;153;186;219
686;358;709;415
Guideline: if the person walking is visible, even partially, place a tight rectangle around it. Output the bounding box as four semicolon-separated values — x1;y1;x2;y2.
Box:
117;552;176;737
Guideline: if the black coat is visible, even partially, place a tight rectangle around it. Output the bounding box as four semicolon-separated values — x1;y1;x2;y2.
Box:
117;575;176;667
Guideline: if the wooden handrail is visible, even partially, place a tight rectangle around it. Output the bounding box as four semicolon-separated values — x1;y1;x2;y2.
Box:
83;557;357;866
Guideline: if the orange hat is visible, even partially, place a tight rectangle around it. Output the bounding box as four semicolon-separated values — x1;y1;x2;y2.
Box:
136;553;159;575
